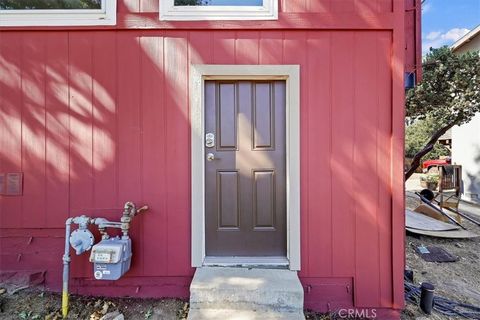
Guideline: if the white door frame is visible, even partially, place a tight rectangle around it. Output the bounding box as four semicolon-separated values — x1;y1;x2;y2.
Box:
190;64;301;271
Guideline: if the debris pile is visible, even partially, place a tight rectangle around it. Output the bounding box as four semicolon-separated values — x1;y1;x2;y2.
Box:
404;187;480;319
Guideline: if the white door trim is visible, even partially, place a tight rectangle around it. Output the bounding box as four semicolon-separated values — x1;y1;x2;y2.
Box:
190;65;301;271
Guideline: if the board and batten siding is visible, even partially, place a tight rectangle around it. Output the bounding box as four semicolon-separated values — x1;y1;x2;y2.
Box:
0;30;399;311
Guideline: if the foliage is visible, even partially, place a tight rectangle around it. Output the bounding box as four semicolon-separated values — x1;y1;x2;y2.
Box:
420;174;439;183
144;309;153;319
405;116;450;159
405;46;480;179
0;0;101;9
406;46;480;129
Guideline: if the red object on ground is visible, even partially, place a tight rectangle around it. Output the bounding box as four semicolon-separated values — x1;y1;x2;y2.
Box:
422;158;452;171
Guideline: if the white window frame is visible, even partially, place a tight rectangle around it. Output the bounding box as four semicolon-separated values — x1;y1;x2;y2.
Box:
160;0;278;21
0;0;116;26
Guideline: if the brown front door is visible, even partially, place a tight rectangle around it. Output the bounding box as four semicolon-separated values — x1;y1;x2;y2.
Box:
205;80;286;257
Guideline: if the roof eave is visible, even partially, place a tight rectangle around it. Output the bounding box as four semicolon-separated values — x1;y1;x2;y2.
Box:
451;24;480;52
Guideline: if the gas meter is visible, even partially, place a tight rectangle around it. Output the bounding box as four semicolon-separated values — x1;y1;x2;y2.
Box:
62;202;148;318
89;237;132;280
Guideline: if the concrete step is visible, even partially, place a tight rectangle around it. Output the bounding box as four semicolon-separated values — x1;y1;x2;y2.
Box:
187;308;305;320
188;267;305;319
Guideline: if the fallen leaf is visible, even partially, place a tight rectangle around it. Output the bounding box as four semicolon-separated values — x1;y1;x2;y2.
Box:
94;299;102;309
101;302;109;315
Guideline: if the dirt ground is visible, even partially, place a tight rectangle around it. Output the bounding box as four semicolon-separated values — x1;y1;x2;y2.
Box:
0;289;363;320
402;193;480;320
0;289;360;320
0;289;188;320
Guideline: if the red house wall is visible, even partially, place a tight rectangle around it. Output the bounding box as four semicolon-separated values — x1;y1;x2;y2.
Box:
405;0;422;81
0;0;408;316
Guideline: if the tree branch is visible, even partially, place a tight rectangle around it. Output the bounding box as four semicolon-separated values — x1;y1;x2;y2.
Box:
405;120;457;180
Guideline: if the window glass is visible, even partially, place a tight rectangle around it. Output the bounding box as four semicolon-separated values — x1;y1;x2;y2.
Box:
174;0;262;6
0;0;101;10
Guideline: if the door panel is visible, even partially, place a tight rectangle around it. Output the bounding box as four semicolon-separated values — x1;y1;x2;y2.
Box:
217;83;237;150
253;170;276;229
253;83;275;149
217;171;240;229
205;80;286;257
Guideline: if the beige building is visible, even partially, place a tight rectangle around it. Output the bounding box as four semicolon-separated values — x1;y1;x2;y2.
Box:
451;25;480;203
451;25;480;54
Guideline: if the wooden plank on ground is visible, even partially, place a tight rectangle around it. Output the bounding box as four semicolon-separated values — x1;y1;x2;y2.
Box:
406;209;459;231
406;227;479;239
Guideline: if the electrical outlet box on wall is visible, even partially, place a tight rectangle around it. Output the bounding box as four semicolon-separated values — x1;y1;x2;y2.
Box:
0;172;23;196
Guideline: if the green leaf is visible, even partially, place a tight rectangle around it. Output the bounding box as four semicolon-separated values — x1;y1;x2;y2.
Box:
406;47;480;128
144;309;153;319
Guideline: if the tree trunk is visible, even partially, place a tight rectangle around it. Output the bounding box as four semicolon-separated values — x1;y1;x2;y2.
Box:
405;121;457;180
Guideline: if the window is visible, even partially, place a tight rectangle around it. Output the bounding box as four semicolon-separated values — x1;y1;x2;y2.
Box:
160;0;278;21
0;0;116;26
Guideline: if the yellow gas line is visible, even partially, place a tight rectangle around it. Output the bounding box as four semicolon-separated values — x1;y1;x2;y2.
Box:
62;291;69;318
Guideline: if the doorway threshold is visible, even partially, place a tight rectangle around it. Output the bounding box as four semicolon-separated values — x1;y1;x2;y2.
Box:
203;256;289;268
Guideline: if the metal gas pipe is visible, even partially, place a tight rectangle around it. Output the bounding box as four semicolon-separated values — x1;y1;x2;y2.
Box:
61;218;72;318
61;202;148;318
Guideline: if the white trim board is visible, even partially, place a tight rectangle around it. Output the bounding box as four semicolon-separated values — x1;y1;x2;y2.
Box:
190;64;301;271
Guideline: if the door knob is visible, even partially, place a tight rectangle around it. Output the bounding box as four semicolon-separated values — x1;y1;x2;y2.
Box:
207;153;216;161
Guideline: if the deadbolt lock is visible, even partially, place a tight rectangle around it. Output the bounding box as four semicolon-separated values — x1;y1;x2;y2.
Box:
205;133;215;148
